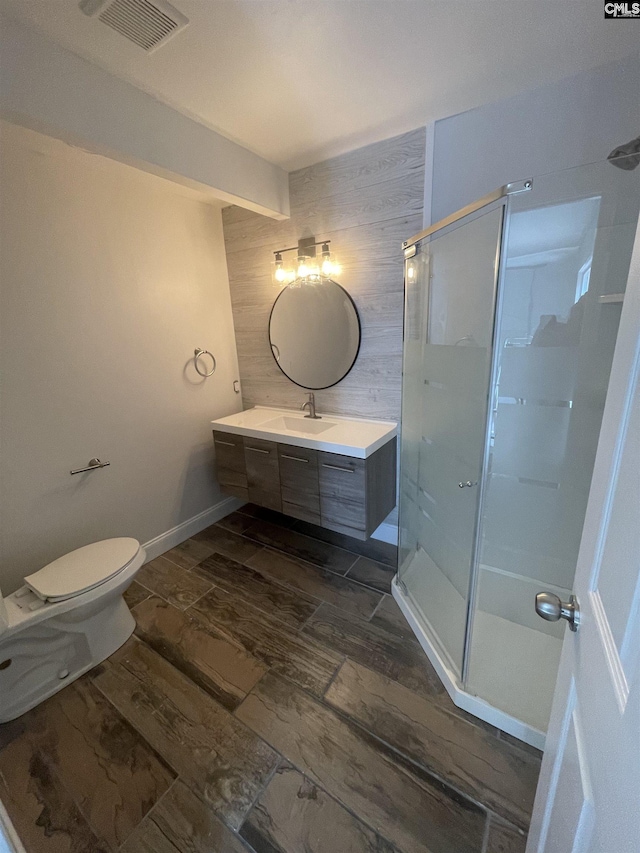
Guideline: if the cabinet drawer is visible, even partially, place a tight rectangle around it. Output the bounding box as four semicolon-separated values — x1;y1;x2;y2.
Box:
318;452;365;500
278;444;320;518
320;494;366;532
319;452;366;532
245;438;281;512
213;431;248;499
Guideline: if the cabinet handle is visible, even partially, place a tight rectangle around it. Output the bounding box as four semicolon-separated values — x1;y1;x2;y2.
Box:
246;446;270;454
215;439;236;447
281;454;309;463
322;463;355;474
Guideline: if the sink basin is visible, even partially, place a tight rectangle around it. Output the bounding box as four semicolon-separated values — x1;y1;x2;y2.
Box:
211;407;397;458
261;416;336;435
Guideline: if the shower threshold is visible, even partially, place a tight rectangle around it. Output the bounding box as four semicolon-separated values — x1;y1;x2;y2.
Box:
392;575;548;751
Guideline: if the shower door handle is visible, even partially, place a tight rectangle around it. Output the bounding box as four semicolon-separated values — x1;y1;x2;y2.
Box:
458;481;477;488
535;592;580;633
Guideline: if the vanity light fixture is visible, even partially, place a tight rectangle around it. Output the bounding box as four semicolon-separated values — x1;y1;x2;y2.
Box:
272;237;340;286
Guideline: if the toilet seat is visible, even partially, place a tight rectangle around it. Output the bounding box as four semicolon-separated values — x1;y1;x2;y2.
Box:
24;538;141;602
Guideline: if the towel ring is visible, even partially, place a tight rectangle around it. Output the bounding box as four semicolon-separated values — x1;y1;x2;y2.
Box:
194;348;216;377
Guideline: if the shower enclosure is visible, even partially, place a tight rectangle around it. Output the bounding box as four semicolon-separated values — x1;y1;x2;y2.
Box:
395;156;640;748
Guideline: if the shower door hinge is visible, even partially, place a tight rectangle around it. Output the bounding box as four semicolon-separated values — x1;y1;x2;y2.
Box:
505;179;533;195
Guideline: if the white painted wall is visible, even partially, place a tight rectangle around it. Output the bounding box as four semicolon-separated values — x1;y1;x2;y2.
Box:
428;54;640;224
0;122;242;594
0;16;289;220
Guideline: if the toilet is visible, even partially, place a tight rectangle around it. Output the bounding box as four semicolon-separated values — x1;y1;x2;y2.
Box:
0;538;145;723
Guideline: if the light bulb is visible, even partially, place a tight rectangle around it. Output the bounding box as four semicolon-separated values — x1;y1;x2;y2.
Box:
320;242;333;278
298;262;309;278
273;252;287;285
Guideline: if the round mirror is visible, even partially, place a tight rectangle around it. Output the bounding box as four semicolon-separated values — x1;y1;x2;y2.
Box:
269;280;361;389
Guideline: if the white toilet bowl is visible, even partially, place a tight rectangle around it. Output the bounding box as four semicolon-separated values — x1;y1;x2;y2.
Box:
0;538;145;723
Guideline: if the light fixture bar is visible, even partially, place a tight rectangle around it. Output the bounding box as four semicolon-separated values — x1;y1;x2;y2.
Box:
272;237;339;286
273;240;331;256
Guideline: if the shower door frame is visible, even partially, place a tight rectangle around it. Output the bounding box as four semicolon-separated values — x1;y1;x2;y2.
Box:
395;178;541;747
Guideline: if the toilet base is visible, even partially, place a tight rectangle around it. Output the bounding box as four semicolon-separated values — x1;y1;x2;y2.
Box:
0;594;135;723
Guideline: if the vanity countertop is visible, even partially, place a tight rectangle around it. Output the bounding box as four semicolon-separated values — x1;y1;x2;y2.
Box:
211;406;397;458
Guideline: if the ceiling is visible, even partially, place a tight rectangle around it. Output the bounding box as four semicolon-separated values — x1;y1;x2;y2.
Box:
1;0;636;171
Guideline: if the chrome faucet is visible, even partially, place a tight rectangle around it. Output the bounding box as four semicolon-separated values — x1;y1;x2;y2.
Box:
301;392;321;420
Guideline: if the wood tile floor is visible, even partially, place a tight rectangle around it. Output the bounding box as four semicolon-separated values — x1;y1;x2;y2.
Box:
0;505;542;853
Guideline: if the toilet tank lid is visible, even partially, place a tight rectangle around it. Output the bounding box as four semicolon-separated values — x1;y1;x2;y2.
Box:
24;537;141;601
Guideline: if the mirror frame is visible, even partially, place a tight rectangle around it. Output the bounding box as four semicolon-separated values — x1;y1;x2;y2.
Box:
268;279;362;390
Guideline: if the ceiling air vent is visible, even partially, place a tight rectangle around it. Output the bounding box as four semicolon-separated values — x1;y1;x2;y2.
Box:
79;0;189;52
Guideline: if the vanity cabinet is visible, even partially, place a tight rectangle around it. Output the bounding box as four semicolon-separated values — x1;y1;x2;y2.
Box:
244;438;281;512
318;451;367;535
278;443;321;525
212;432;248;500
213;430;396;541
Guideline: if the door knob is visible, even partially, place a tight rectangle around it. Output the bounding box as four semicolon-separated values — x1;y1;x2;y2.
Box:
535;592;580;633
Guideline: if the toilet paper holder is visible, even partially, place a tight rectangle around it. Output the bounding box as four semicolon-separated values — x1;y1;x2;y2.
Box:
70;458;111;475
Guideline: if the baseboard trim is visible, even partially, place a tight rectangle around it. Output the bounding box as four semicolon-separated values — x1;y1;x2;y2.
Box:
392;576;546;751
371;521;398;546
141;496;243;563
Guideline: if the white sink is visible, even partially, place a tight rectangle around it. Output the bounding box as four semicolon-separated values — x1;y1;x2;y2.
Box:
211;406;397;458
261;416;336;435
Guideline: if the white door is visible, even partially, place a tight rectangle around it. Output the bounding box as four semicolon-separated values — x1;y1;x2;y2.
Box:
527;220;640;852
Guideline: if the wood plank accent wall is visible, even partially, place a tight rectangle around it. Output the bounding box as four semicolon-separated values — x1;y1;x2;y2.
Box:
222;128;425;423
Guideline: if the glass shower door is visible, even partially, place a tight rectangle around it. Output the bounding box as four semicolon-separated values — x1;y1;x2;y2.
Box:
466;157;640;733
398;204;504;676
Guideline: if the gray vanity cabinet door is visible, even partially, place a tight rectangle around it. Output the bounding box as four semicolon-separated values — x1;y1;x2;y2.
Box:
245;438;282;512
278;444;321;524
213;431;248;500
319;452;367;536
318;440;397;540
